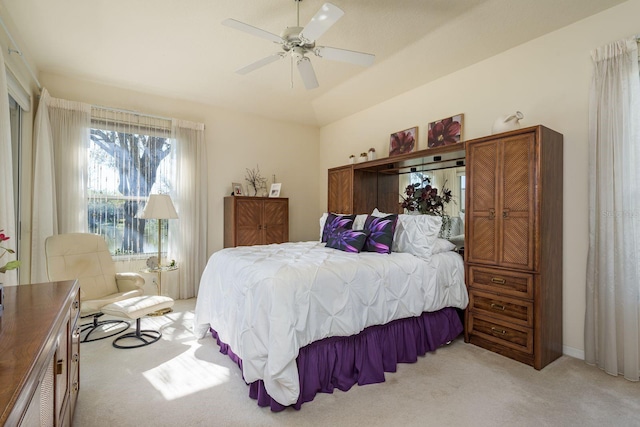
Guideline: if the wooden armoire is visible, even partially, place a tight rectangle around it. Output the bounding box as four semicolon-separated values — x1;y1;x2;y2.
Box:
464;125;563;370
224;196;289;248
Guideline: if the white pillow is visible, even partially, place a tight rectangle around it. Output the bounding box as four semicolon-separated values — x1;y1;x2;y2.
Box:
392;214;442;261
319;213;367;240
432;238;456;254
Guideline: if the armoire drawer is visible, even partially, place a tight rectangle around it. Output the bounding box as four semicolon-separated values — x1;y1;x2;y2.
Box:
467;313;533;355
467;266;534;299
469;289;533;328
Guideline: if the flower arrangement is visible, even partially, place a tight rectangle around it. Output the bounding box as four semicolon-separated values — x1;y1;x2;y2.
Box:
401;177;452;216
0;230;20;273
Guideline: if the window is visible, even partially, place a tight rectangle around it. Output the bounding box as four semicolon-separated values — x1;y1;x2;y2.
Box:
87;109;173;256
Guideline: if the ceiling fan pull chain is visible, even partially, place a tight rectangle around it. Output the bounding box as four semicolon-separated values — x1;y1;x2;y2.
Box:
290;56;294;89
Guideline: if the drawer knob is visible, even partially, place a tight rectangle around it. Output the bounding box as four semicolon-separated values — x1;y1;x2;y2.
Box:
491;277;506;285
490;303;505;311
491;327;507;336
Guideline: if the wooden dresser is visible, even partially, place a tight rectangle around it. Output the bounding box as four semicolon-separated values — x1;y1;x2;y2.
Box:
464;125;563;370
224;196;289;247
0;280;81;426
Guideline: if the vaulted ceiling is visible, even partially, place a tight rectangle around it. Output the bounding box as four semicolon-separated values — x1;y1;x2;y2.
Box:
1;0;627;126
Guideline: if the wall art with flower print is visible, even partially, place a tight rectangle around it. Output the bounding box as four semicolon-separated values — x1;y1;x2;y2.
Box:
427;114;463;148
389;126;418;157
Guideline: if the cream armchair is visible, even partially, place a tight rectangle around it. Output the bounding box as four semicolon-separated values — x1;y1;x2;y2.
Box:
45;233;145;342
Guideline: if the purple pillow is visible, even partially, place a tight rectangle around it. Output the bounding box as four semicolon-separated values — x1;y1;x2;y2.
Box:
321;213;356;243
325;228;370;253
363;214;398;254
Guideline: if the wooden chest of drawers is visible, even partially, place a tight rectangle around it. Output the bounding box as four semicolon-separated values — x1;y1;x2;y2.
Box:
0;280;80;426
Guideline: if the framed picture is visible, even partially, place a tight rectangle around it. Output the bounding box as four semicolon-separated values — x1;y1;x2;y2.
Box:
427;114;464;148
232;182;244;196
269;183;281;198
389;126;418;157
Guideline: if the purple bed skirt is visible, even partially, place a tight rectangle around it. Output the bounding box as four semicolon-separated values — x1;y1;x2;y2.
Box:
210;307;463;412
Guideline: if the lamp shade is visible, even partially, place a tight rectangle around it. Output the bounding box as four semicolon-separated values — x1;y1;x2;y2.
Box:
139;194;178;219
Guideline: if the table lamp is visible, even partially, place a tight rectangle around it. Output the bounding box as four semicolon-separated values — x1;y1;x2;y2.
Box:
139;194;178;306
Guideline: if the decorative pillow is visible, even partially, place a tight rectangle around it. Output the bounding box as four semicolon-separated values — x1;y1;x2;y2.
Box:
353;214;368;231
392;214;443;261
363;214;398;254
321;213;356;243
432;238;456;254
325;228;370;253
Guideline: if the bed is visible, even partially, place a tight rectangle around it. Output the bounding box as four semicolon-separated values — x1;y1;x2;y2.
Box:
194;212;468;411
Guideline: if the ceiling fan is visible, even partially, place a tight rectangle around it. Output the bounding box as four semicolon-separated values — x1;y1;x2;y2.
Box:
222;1;375;90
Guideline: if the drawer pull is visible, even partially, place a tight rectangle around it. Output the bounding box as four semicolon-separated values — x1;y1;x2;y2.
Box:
490;303;505;311
491;327;507;336
491;277;506;285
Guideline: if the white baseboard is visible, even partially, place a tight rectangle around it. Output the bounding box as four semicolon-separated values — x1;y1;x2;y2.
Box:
563;345;585;360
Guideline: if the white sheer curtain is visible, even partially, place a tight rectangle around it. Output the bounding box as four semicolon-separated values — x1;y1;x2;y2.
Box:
30;89;58;283
0;49;18;285
168;119;208;298
31;93;90;282
585;37;640;381
47;97;91;233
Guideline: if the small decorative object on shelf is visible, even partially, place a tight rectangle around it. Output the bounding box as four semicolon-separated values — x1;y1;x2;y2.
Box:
245;165;267;196
492;111;524;134
358;152;368;163
348;154;355;164
367;147;376;161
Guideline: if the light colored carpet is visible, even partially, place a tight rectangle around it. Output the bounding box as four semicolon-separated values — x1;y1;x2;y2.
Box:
73;299;639;427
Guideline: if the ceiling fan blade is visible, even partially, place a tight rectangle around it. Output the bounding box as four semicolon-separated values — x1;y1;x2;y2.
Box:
296;57;319;90
299;3;344;43
236;53;285;75
315;46;375;67
222;18;283;44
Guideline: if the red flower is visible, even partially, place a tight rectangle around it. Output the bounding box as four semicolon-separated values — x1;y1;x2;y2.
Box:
0;230;9;242
390;130;416;156
428;118;461;147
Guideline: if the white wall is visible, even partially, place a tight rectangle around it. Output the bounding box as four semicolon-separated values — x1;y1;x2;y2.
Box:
318;0;640;356
40;72;321;257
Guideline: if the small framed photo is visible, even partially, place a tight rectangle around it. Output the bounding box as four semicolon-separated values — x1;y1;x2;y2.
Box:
232;182;244;196
389;126;418;157
269;183;281;198
427;114;464;148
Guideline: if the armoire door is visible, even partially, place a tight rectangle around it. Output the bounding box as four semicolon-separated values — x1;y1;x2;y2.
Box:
264;199;288;244
467;133;536;271
328;166;353;214
236;199;263;246
499;133;536;271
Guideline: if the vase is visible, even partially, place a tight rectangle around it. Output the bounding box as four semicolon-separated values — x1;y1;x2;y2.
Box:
491;111;524;134
367;151;376;161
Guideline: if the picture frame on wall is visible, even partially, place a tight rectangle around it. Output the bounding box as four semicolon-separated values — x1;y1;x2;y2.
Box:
269;183;282;198
389;126;418;157
427;114;464;148
232;182;244;196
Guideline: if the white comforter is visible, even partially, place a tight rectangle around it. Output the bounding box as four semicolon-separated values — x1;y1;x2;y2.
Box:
193;241;468;406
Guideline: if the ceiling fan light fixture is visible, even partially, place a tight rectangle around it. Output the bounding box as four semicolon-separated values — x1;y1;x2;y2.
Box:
222;1;374;90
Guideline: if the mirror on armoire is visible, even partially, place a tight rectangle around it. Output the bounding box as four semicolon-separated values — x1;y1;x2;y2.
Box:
399;166;465;247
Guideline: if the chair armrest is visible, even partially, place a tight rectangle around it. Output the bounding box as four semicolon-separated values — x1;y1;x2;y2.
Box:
115;272;145;293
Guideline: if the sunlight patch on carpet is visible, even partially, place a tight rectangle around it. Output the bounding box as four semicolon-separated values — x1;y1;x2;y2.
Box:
142;341;230;400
